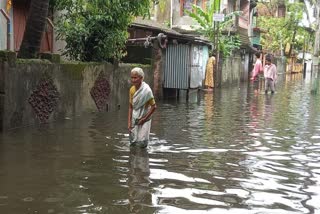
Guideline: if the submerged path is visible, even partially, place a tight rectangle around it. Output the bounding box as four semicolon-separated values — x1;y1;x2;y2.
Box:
0;73;320;213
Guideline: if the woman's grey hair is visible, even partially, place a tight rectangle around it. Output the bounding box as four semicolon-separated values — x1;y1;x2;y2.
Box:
131;67;144;79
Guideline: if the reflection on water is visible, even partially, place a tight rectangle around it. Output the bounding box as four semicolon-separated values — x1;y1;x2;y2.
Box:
1;73;320;213
128;148;151;213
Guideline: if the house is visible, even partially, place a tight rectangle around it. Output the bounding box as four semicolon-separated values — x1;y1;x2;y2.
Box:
1;0;211;100
151;0;260;49
125;17;211;99
0;0;53;53
257;0;309;73
151;0;262;84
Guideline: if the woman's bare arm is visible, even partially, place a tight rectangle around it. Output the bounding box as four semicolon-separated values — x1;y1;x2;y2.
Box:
128;103;133;130
137;104;157;125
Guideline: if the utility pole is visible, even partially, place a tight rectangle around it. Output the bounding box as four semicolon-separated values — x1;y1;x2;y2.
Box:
314;0;320;58
214;22;220;88
213;0;221;88
311;0;320;93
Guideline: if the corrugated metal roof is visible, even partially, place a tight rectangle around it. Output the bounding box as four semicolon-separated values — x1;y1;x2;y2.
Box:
132;17;181;36
131;17;211;45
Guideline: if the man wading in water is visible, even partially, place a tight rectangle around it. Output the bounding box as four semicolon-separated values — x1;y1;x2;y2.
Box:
264;55;277;94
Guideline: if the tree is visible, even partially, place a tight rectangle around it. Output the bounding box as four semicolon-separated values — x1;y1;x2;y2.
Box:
186;0;241;57
53;0;153;62
258;1;307;56
17;0;50;59
258;0;285;16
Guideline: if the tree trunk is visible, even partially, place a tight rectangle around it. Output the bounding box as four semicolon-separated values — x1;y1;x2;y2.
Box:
17;0;50;59
288;27;297;58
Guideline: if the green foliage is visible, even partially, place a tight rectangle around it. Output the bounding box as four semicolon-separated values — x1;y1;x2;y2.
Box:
159;1;166;13
258;1;309;55
258;0;286;16
186;0;242;57
258;16;287;52
187;5;213;40
219;35;241;57
53;0;153;62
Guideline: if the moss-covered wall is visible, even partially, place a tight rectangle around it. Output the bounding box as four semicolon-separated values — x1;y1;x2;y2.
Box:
218;54;286;87
274;57;286;74
155;0;171;25
0;51;152;131
221;56;244;87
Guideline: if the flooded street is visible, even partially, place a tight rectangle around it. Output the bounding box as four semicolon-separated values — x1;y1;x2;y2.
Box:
1;73;320;214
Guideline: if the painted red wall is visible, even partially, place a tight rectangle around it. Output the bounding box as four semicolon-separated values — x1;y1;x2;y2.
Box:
13;0;53;53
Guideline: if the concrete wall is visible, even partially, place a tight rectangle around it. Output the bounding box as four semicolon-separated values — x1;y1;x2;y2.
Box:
153;0;198;30
274;57;286;74
0;51;152;131
153;0;171;25
219;54;287;88
216;53;246;88
220;56;244;87
172;0;198;30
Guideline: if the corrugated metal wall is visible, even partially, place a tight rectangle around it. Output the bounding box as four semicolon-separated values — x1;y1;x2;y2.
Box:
164;44;190;89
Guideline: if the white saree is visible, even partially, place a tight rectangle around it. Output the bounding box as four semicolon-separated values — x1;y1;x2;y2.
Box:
130;82;154;147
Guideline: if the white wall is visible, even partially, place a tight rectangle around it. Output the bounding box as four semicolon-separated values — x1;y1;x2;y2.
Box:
0;1;7;50
0;1;13;51
172;0;199;31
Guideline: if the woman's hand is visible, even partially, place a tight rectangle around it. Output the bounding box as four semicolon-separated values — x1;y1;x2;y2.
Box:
128;123;132;131
136;104;156;126
137;117;146;125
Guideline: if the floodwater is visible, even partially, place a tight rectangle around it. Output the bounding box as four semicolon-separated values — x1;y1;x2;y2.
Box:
1;73;320;214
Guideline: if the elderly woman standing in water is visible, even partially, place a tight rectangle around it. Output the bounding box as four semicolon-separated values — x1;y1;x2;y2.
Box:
128;67;157;148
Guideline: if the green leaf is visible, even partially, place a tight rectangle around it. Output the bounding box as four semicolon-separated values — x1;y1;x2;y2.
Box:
54;0;153;61
186;0;241;57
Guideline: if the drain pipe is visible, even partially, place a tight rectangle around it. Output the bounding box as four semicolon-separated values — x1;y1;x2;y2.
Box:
0;9;11;50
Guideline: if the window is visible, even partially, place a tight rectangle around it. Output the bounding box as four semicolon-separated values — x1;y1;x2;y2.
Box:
180;0;208;16
277;5;286;17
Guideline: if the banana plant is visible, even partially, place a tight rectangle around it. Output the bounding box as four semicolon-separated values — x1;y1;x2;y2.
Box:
186;0;242;57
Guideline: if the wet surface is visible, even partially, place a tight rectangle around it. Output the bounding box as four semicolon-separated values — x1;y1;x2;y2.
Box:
1;73;320;213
